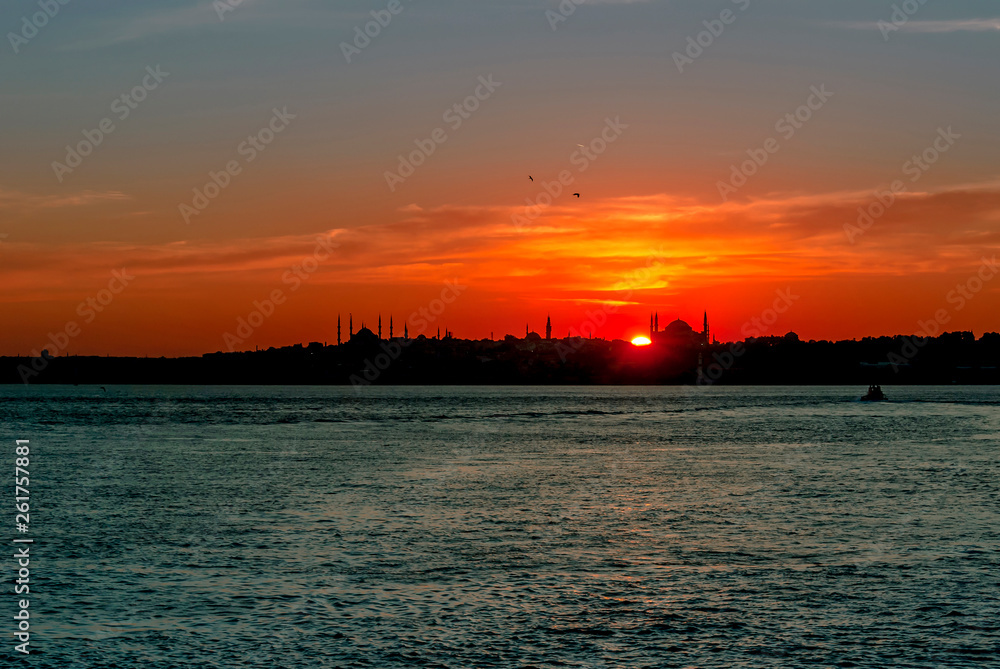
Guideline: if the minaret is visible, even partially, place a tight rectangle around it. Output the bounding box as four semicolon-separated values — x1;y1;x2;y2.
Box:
650;314;654;340
655;313;659;332
437;327;441;340
389;316;393;339
404;323;409;340
525;323;529;338
378;315;382;339
349;314;353;339
337;315;341;345
703;311;709;345
546;315;552;340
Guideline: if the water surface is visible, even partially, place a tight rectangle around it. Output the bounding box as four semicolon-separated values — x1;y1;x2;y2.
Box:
3;385;998;667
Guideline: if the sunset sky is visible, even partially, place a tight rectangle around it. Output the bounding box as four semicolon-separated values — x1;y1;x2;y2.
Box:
2;0;999;356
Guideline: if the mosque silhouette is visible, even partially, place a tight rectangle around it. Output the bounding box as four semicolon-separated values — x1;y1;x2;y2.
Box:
650;312;713;347
336;312;714;347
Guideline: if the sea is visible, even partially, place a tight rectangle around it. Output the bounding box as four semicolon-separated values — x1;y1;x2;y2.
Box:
2;385;998;668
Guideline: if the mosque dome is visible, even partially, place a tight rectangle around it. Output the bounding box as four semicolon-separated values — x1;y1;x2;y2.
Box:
351;327;379;344
664;319;694;335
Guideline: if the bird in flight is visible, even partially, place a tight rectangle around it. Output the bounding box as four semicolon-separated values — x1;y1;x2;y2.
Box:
573;193;580;198
528;176;533;181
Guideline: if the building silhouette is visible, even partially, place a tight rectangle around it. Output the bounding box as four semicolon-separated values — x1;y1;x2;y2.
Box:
350;325;379;345
651;311;710;347
10;303;1000;386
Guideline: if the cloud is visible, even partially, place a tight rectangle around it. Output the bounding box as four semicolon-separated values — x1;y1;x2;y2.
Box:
58;0;411;52
903;18;1000;33
839;18;1000;34
60;4;216;51
0;189;130;212
2;181;998;306
59;1;278;51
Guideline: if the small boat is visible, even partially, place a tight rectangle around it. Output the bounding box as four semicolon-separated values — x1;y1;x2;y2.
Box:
861;384;887;401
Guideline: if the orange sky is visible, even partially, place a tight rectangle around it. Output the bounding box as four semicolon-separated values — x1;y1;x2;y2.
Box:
3;182;999;357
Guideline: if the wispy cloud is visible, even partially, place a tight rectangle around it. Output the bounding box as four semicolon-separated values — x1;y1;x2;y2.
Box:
839;18;1000;33
904;18;1000;32
0;189;130;211
59;1;278;51
3;182;999;302
60;4;215;51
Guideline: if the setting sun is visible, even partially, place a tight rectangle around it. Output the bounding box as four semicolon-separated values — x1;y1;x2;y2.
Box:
631;336;652;347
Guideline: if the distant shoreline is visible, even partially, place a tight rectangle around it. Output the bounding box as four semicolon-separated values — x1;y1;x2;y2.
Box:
3;330;998;386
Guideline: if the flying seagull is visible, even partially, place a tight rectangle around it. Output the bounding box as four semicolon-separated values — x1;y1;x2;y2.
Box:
573;193;580;198
528;176;533;181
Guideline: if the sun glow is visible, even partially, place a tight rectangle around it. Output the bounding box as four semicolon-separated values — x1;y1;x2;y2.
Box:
631;336;652;346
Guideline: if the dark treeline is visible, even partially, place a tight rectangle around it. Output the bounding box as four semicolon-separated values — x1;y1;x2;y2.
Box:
2;330;999;386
